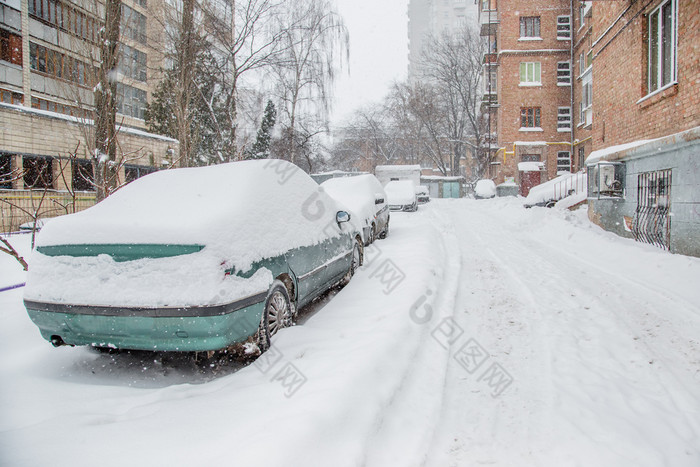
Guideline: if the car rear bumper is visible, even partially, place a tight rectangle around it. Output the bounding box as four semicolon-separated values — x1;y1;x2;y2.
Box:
24;293;267;352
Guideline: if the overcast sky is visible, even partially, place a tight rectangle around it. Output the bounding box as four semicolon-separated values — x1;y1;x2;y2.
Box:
330;0;409;129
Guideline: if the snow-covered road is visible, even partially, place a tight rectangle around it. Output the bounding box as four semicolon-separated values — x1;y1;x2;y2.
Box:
1;199;699;466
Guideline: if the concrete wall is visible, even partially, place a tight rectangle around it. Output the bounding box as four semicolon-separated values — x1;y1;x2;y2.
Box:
588;127;700;257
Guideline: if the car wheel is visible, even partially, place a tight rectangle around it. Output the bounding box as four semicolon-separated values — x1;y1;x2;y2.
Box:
256;281;291;353
341;238;362;286
379;220;389;239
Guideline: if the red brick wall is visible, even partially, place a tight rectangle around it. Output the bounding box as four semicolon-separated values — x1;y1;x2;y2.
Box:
591;0;700;149
495;0;573;183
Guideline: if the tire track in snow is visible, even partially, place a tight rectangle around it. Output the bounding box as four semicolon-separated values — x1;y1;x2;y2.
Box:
359;206;464;467
424;202;557;466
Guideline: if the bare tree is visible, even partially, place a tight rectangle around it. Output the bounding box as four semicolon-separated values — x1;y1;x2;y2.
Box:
94;0;122;200
418;26;485;176
272;0;348;164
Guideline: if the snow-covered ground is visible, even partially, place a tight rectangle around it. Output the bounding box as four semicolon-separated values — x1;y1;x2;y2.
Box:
1;199;699;466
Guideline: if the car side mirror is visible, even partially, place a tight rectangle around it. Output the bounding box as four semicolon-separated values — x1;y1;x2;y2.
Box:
336;211;350;224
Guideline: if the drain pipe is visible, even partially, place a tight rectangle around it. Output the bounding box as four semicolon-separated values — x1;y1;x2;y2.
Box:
570;0;575;171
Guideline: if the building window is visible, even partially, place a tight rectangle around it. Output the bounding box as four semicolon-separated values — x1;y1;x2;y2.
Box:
121;4;147;45
117;83;147;120
72;158;94;191
519;62;541;85
557;107;572;132
125;164;157;184
29;0;101;43
557;61;571;85
579;1;591;28
0;153;13;189
647;0;676;94
521;154;541;162
520;16;540;38
30;42;94;87
578;146;585;170
557;16;571;40
119;44;147;82
23;156;54;189
0;29;22;66
520;107;541;128
580;70;592;126
484;69;497;94
557;151;571;174
0;89;23;105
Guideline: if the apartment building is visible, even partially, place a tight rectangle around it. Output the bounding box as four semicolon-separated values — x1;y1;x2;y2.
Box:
584;0;700;257
408;0;478;79
479;0;574;196
0;0;179;231
480;0;699;256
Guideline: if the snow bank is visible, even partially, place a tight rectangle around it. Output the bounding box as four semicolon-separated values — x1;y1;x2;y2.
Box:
525;171;586;206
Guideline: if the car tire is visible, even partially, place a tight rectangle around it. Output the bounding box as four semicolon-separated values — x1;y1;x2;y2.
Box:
379;220;389;239
341;238;362;286
256;281;291;353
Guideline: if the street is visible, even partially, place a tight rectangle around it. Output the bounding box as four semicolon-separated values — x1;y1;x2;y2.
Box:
1;198;699;466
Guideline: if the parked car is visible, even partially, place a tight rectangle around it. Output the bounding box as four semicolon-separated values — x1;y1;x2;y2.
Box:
385;180;418;212
474;179;497;199
321;174;389;246
415;185;430;204
23;160;363;355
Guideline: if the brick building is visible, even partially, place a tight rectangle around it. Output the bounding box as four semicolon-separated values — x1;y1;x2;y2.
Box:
479;0;700;256
0;0;191;231
479;0;575;196
585;0;700;257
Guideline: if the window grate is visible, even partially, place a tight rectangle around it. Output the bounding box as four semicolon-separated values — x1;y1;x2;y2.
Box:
633;169;671;250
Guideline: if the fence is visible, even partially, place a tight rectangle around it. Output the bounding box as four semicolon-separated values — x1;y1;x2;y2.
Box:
552;172;587;201
0;190;96;232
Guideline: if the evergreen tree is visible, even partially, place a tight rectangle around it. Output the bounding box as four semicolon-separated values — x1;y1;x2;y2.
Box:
247;100;277;159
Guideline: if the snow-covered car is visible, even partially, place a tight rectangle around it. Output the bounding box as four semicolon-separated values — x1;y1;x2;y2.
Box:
474;179;497;199
415;185;430;204
321;174;389;245
385;180;418;212
23;160;363;355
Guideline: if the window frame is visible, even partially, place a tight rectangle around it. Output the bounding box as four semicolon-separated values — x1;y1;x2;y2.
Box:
519;16;541;38
557;61;571;86
557;15;571;40
557;151;572;174
520;107;541;129
557;107;572;132
647;0;677;96
519;62;541;86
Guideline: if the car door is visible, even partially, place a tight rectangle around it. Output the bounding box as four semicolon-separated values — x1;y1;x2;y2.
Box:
284;242;329;306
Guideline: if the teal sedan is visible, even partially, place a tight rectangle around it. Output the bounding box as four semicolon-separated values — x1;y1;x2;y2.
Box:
23;160;363;355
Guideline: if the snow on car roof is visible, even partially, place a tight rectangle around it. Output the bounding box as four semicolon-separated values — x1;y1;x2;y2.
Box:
385;180;416;205
35;160;344;270
321;174;384;225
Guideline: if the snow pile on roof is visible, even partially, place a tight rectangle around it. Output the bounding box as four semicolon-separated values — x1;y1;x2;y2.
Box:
525;171;586;206
321;174;385;227
518;161;544;172
34;160;343;271
474;179;497;198
586;139;653;165
375;165;421;172
385;180;416;205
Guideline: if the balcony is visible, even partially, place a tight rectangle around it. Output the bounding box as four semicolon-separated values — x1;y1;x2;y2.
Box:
480;93;498;109
483;52;498;65
479;8;498;36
